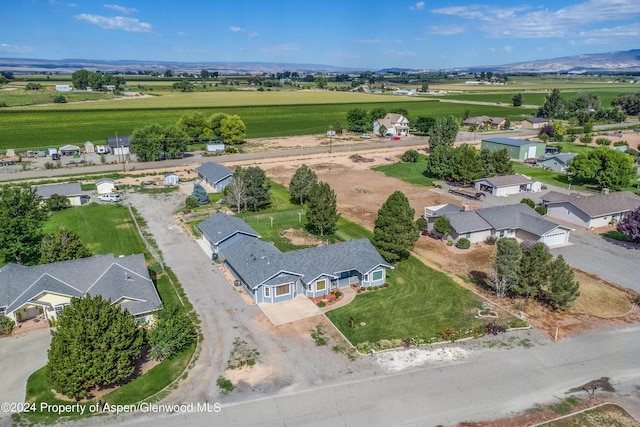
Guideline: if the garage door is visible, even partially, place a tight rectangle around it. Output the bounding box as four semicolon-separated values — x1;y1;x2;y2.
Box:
542;231;567;247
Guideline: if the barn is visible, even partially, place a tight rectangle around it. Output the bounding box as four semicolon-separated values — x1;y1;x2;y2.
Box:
480;137;546;161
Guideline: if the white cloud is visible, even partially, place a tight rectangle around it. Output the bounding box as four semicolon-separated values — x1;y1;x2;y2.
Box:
579;22;640;43
429;25;466;35
229;26;243;32
410;1;425;10
248;32;258;38
0;43;33;54
75;14;152;32
503;45;513;52
104;4;137;15
229;26;258;38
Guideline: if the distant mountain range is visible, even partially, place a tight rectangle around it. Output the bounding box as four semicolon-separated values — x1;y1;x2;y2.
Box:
1;49;639;75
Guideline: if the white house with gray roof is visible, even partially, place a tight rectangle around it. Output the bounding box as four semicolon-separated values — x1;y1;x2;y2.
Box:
372;113;409;137
198;214;393;303
444;204;572;247
35;182;85;206
196;162;234;192
0;254;161;327
542;190;640;229
474;174;542;196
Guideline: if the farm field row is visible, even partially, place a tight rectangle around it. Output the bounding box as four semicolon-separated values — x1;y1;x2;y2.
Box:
0;100;535;151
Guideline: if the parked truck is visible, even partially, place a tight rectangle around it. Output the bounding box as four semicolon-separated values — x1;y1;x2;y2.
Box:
0;153;21;165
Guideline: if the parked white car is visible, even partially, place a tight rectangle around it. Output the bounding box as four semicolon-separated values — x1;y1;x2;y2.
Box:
98;193;122;202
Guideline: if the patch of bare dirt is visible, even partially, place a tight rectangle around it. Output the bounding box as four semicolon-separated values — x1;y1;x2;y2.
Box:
280;228;324;246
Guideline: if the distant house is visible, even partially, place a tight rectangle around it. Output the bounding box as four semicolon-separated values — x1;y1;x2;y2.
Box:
463;116;506;129
96;178;116;195
537;153;577;172
474;174;542;196
480;137;546;161
522;117;549;129
197;214;393;304
35;182;85;206
196;162;233;193
59;144;81;156
106;135;130;156
444;204;572;247
373;113;410;137
542;190;640;229
164;173;179;186
84;141;95;153
206;143;225;153
55;85;72;92
0;254;161;327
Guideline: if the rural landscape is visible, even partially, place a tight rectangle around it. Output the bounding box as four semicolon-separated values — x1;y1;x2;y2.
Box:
2;7;640;425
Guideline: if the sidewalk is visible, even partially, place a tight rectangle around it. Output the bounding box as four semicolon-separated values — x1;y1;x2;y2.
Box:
321;285;357;313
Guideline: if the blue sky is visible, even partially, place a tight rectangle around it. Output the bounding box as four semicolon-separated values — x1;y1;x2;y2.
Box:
1;0;639;70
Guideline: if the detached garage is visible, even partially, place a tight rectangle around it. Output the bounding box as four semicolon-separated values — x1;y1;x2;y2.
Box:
475;174;542;196
480;137;545;161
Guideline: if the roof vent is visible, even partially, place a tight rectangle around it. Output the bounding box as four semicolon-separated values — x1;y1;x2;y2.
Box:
124;272;130;280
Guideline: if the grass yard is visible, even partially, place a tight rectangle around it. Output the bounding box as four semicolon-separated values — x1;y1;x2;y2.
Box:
372;156;437;187
44;203;146;257
326;256;486;349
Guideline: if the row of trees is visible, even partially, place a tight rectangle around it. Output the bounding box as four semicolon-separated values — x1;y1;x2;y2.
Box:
427;146;514;185
0;187;92;266
288;165;340;236
71;69;126;91
489;239;580;309
176;112;246;144
537;88;629;124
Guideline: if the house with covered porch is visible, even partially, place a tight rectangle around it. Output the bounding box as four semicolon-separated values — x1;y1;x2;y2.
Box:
197;214;392;303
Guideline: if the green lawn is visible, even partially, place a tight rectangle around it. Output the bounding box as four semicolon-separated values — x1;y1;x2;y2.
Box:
326;256;485;350
44;203;146;257
372;156;437;187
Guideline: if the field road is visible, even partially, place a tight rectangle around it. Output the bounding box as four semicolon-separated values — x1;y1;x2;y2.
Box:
104;324;640;427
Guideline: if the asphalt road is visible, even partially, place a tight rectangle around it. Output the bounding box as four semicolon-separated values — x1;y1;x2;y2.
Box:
111;324;640;427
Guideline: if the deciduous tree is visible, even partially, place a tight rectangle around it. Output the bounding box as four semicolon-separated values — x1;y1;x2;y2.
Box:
289;164;318;205
373;191;419;263
451;144;482;185
489;238;522;298
568;148;636;190
225;175;247;212
617;206;640;244
0;187;49;265
40;227;92;264
512;93;523;107
346;108;369;133
130;123;188;162
45;193;70;211
428;116;459;149
47;295;143;399
426;145;455;179
306;181;339;236
176;112;210;142
219;114;246;144
147;304;196;361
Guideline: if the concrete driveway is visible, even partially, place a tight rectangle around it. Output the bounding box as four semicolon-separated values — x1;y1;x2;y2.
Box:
258;295;322;326
0;329;51;411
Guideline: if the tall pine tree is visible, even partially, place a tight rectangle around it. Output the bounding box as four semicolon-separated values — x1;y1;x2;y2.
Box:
373;191;419;263
306;181;339;236
514;242;551;299
547;255;580;309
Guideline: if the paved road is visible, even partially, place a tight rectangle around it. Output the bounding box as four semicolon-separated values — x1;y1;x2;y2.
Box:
109;324;640;427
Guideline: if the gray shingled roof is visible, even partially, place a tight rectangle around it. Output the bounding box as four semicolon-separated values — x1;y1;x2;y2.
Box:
425;204;464;217
221;237;287;288
96;178;115;185
482;137;542;147
35;182;82;198
106;135;130;148
477;174;532;187
542;190;640;218
0;254;160;317
196;162;233;184
526;117;549;123
538;153;576;165
198;213;260;245
446;204;564;237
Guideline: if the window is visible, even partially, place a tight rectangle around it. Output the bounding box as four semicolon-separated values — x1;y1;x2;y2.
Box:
264;287;270;298
307;284;312;292
499;230;505;237
275;284;291;296
372;270;383;281
316;279;326;292
54;303;69;315
465;233;471;239
0;306;5;317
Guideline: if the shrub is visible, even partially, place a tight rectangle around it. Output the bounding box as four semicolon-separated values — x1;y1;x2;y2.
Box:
334;291;342;298
216;376;234;395
535;206;548;216
317;301;326;308
485;236;497;245
51;94;67;103
415;217;428;231
595;138;610;146
401;149;419;163
613;140;629;147
185;195;200;209
456;238;470;249
0;315;15;335
579;134;593;145
520;198;535;208
447;240;453;246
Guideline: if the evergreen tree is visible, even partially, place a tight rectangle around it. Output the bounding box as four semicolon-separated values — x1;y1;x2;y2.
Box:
47;295;143;399
192;182;210;205
147;304;196;361
306;181;339;236
479;149;495;177
617;206;640;244
0;187;49;265
514;242;551;299
373;191;419;263
40;227;92;264
547;255;580;309
492;149;514;175
242;166;271;211
428;116;459;149
538;88;564;118
489;238;522;298
289;164;318;205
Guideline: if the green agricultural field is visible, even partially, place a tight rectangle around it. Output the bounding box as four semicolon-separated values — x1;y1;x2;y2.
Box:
44;203;146;257
0;87;114;107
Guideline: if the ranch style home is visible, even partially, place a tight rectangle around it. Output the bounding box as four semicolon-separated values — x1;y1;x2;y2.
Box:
196;162;234;193
0;254;161;328
442;203;572;247
372;113;410;137
541;190;640;229
35;182;86;206
198;213;393;304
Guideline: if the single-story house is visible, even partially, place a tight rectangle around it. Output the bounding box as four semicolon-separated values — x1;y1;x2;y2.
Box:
35;182;85;206
444;203;572;247
537;153;577;172
197;214;393;303
373;113;410;137
463;116;506;129
522;117;549;129
96;178;116;195
474;174;542;196
423;204;465;228
541;190;640;229
0;254;161;327
206;143;225;153
196;162;233;193
55;85;72;92
106;135;130;156
59;144;81;156
164;173;179;186
84;141;95;153
480;137;546;161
